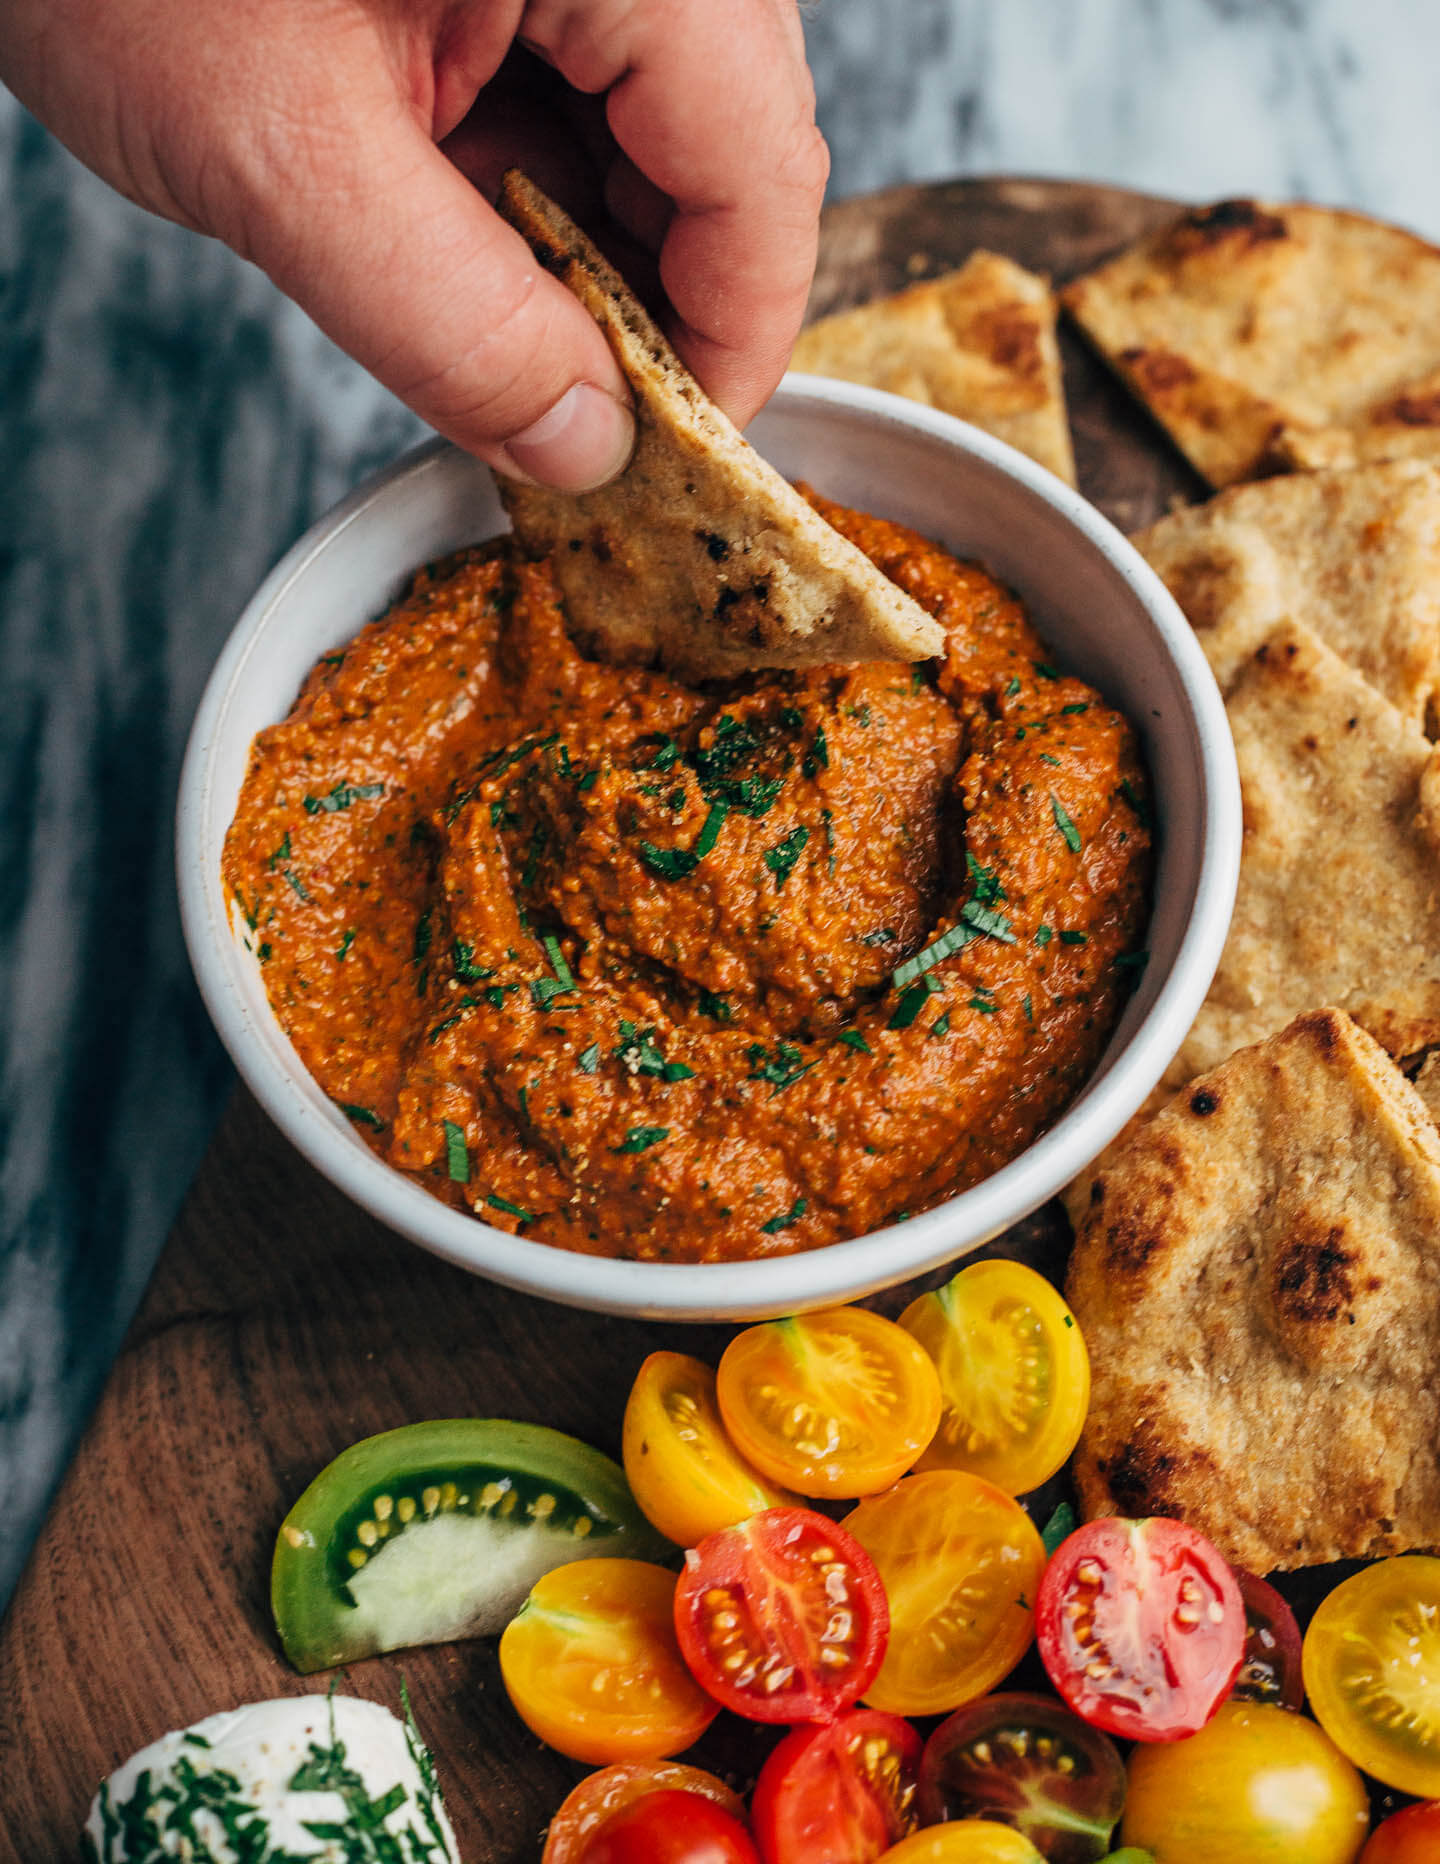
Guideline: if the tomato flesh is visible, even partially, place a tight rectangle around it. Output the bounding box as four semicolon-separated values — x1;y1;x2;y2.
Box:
917;1692;1125;1863
1361;1801;1440;1863
271;1418;666;1672
751;1708;920;1864
876;1825;1046;1862
716;1308;942;1497
1231;1568;1303;1711
1303;1554;1440;1798
673;1507;888;1723
578;1791;759;1864
1036;1518;1244;1743
543;1764;746;1864
500;1558;719;1763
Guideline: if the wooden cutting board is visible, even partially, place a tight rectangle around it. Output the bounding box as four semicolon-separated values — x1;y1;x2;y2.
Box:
0;179;1197;1863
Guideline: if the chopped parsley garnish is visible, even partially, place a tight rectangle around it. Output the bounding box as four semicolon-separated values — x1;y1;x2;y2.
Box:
1051;795;1082;853
1033;661;1061;679
966;851;1006;904
698;989;733;1022
520;824;547;888
577;769;599;792
1024;994;1033;1022
443;1120;469;1184
1115;950;1150;973
638;734;681;772
427;1013;461;1042
335;928;356;962
862;928;897;947
1061;702;1090;715
694;801;729;857
268;831;292;872
613;1125;670;1154
1035;924;1053;946
413;909;432;962
694;713;761;782
1120;776;1152;828
968;995;998;1014
483;983;518;1009
746;1041;814;1094
577;1043;601;1073
638;802;728;880
1059;928;1088;945
444;730;560;821
1004;675;1021;697
614;1021;694;1082
888;973;943;1030
338;1103;383;1129
959;898;1017;943
802;725;829;778
891;906;1016;993
931;1012;952;1038
1040;752;1061;767
540;933;575;991
303;779;384;815
760;1197;808;1235
452;939;492;983
282;868;312;903
763;825;809;889
837;1029;872;1054
713;775;783;818
529;976;574;1008
486;1192;533;1222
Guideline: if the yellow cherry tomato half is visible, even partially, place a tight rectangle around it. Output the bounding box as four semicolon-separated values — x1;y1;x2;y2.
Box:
622;1351;800;1546
1303;1554;1440;1798
499;1558;719;1764
716;1306;942;1498
899;1259;1089;1495
842;1469;1045;1716
1121;1699;1369;1864
877;1822;1044;1862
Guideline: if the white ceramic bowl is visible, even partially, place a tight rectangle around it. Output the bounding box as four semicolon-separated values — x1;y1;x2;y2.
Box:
178;378;1239;1319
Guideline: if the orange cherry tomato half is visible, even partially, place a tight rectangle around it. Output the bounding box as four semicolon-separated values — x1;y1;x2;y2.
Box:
716;1307;942;1497
876;1825;1044;1862
750;1708;921;1864
500;1558;719;1763
1361;1802;1440;1863
579;1790;760;1864
542;1763;746;1864
622;1351;799;1547
673;1507;888;1723
843;1470;1044;1717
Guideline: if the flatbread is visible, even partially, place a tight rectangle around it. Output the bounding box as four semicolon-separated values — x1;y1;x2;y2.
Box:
1132;461;1440;727
1068;1006;1440;1571
1166;619;1440;1088
494;172;943;680
1063;199;1440;487
791;253;1076;484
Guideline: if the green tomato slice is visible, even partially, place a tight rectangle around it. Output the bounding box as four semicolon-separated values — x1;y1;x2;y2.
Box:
272;1418;671;1672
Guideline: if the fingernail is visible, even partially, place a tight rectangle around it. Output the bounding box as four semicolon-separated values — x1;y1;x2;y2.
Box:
497;383;635;492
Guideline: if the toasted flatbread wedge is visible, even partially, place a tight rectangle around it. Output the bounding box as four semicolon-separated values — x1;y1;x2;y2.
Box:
1166;619;1440;1087
494;172;943;680
792;253;1076;484
1068;1006;1440;1571
1132;461;1440;727
1063;199;1440;487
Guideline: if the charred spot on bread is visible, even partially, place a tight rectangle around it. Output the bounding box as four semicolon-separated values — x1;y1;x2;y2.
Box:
1273;1226;1358;1325
1188;1087;1219;1116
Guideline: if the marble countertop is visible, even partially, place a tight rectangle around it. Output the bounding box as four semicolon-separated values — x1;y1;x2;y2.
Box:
4;0;1438;1612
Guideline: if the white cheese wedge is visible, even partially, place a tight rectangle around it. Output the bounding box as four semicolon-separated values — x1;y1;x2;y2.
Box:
82;1692;459;1862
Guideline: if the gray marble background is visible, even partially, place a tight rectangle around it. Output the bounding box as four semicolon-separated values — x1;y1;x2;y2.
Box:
4;0;1439;1610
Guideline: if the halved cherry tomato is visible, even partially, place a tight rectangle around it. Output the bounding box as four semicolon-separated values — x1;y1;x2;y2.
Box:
1120;1699;1369;1863
917;1692;1125;1863
500;1558;719;1763
750;1708;920;1864
1231;1568;1303;1711
622;1352;799;1546
673;1507;888;1723
716;1307;942;1497
578;1791;760;1864
1036;1518;1244;1743
877;1825;1045;1862
543;1764;746;1864
1361;1801;1440;1863
899;1261;1089;1496
842;1470;1044;1716
1303;1554;1440;1797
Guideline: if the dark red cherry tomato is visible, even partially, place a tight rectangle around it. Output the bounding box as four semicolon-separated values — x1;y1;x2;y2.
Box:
1036;1518;1244;1743
1231;1568;1304;1711
673;1507;888;1723
751;1708;921;1864
917;1692;1125;1863
580;1790;759;1864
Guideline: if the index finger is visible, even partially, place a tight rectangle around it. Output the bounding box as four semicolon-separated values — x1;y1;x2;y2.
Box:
529;0;829;424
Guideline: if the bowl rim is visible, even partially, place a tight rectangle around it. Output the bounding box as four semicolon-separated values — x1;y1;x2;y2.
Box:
177;377;1240;1319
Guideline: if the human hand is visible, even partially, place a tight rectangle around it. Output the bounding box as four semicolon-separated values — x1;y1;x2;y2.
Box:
1;0;828;489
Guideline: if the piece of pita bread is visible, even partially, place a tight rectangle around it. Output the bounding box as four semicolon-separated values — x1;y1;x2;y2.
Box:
1166;619;1440;1088
1132;461;1440;727
1068;1006;1440;1571
792;253;1076;485
1063;199;1440;488
494;172;943;680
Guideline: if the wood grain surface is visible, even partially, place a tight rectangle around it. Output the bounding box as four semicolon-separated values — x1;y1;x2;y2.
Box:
0;179;1194;1863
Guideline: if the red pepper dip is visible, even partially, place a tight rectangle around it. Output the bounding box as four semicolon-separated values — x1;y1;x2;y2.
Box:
222;494;1151;1262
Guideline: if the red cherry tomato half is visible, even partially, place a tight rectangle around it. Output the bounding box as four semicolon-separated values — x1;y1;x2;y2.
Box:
543;1764;746;1864
1231;1568;1304;1711
751;1708;921;1864
579;1791;760;1864
917;1692;1125;1864
1361;1800;1440;1863
673;1507;889;1723
1036;1517;1245;1743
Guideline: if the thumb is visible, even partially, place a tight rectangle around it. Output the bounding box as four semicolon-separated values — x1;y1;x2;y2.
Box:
246;107;635;491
